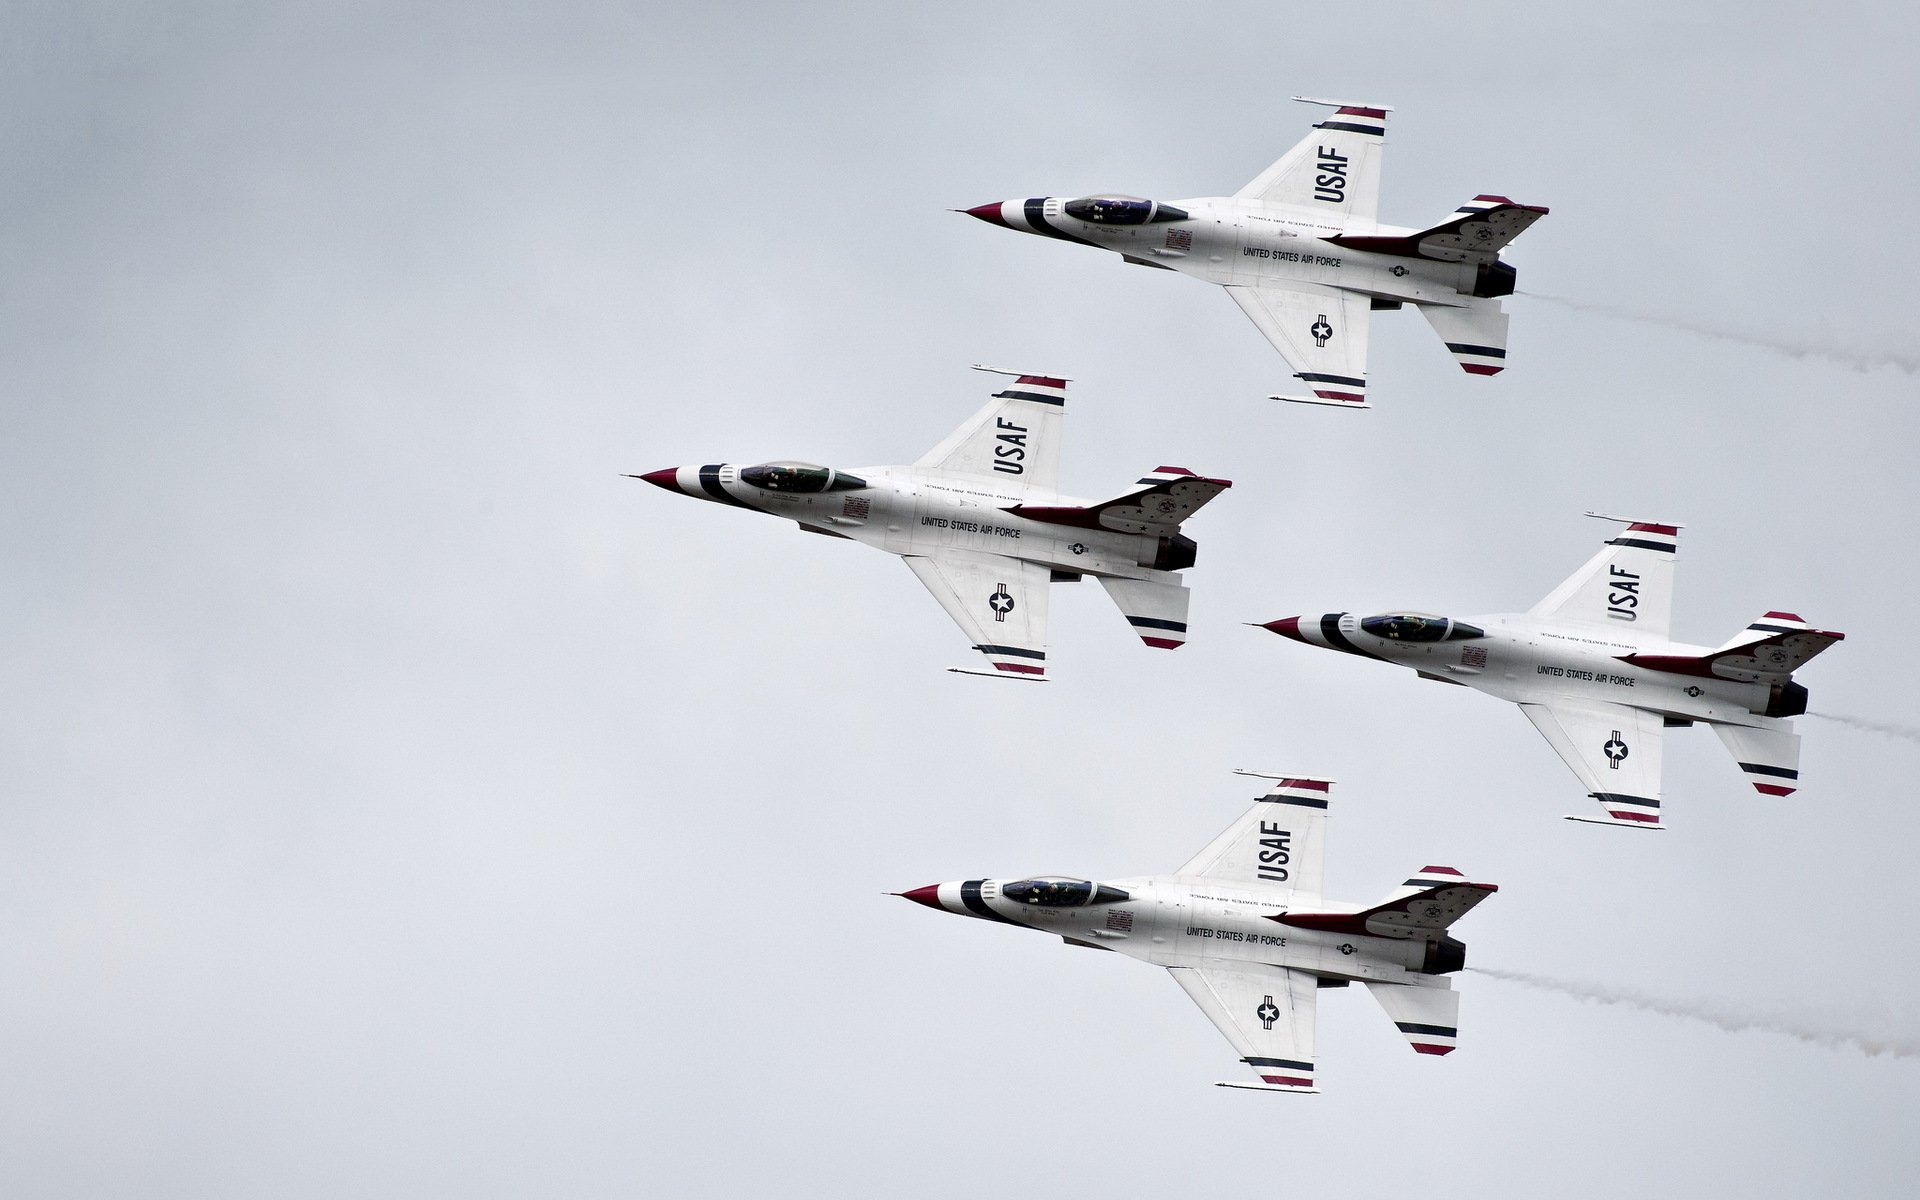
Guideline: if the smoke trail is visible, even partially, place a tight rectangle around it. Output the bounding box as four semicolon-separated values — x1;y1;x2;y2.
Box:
1522;292;1920;375
1471;967;1920;1058
1806;712;1920;746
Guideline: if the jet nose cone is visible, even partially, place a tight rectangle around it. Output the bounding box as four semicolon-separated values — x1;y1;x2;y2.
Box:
959;202;1011;228
634;467;682;492
1262;617;1305;642
895;885;944;910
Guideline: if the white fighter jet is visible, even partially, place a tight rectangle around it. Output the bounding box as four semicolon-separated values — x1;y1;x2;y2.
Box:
634;366;1230;679
962;98;1546;409
1263;515;1846;828
898;773;1495;1093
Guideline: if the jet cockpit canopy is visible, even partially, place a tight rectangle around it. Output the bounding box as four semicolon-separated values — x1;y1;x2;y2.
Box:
1002;877;1132;907
1062;195;1190;225
1360;612;1487;642
738;461;867;493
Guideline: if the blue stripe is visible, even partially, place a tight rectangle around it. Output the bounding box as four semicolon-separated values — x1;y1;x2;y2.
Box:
973;644;1045;660
1263;794;1329;809
698;465;761;511
1592;792;1660;809
1739;762;1799;779
960;880;1020;925
1395;1022;1458;1037
1314;121;1383;136
992;388;1065;406
1297;372;1367;386
1024;198;1099;247
1244;1057;1315;1070
1127;617;1187;632
1444;342;1507;358
1321;613;1387;662
1606;537;1676;552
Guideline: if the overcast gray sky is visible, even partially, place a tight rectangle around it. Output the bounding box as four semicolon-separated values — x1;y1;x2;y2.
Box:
4;2;1918;1196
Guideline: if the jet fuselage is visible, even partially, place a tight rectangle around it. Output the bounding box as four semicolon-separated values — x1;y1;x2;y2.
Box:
901;875;1447;983
1269;611;1800;728
966;195;1507;308
642;462;1193;580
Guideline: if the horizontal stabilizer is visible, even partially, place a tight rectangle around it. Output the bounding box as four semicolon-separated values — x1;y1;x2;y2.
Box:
1417;299;1511;376
1364;981;1461;1055
1622;612;1844;683
1276;866;1496;940
1711;722;1802;796
1327;195;1548;264
1009;466;1231;537
1097;576;1192;649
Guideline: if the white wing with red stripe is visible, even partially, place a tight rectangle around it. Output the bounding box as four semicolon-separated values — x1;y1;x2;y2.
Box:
1174;774;1331;903
914;366;1066;490
1519;699;1668;828
1234;99;1389;228
1169;964;1321;1094
1529;514;1680;639
903;551;1051;679
1226;283;1374;409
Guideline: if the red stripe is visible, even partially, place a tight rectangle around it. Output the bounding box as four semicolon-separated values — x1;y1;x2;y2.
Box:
1313;389;1367;402
1412;1043;1455;1056
1753;783;1796;797
1461;363;1504;375
1472;194;1515;204
1141;636;1183;649
1763;611;1804;621
1282;779;1332;792
1608;810;1661;823
1336;106;1387;119
1629;523;1679;536
1260;1075;1314;1087
1420;865;1464;875
1015;375;1065;389
993;661;1045;675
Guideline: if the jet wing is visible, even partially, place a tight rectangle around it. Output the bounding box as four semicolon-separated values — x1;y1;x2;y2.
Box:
1174;774;1329;903
914;366;1065;490
1518;699;1668;828
1169;964;1320;1093
1225;283;1374;408
1233;100;1388;228
903;550;1051;679
1529;516;1678;638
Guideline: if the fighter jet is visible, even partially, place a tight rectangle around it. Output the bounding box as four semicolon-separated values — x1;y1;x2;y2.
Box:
898;772;1495;1093
634;366;1229;679
962;98;1546;409
1263;515;1845;828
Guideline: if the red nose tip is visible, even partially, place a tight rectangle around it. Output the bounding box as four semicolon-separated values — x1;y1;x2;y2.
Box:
635;468;681;492
960;202;1010;228
1263;617;1305;641
896;885;944;910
